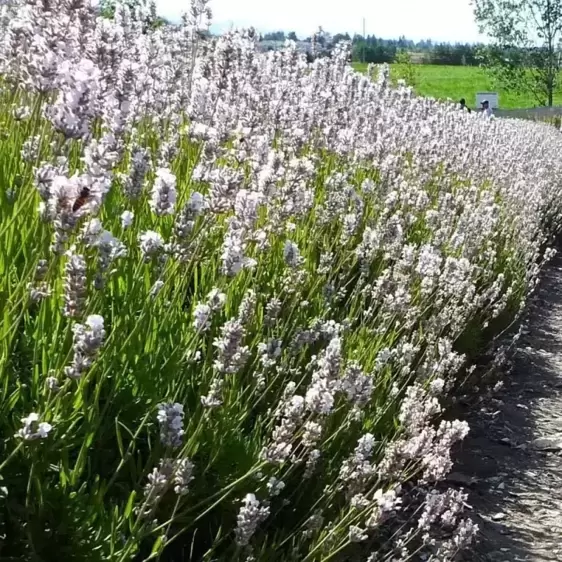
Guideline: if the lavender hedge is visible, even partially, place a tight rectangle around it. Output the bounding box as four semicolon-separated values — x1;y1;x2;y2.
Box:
0;1;561;560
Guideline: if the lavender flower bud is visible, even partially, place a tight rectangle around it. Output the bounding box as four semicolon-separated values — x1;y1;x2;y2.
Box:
139;230;165;260
173;458;195;495
150;168;177;216
121;210;134;228
283;240;303;268
16;413;52;440
123;146;151;199
266;477;285;497
157;402;185;448
235;493;270;546
213;318;250;374
65;315;106;379
63;250;87;319
201;378;224;408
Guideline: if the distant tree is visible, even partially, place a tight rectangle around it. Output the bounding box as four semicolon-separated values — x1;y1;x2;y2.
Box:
418;39;434;49
427;43;479;65
287;31;298;41
473;0;562;106
394;49;418;87
332;32;351;50
397;35;413;49
351;35;397;64
263;31;286;41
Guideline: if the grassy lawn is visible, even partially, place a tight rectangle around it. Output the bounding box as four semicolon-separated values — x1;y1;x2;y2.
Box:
352;63;562;110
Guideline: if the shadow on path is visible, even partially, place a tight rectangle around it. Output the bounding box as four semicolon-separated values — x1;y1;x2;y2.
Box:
453;257;562;562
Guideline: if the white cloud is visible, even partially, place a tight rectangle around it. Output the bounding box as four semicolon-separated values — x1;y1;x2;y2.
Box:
156;0;485;43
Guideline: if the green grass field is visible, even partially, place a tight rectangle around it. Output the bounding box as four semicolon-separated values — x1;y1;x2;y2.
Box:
352;63;562;110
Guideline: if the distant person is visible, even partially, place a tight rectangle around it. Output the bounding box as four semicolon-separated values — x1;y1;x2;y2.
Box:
481;100;493;117
459;98;471;113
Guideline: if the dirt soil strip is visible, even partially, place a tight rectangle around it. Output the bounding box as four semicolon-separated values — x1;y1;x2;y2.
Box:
453;257;562;561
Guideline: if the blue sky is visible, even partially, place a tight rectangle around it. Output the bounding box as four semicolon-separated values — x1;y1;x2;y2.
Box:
156;0;485;43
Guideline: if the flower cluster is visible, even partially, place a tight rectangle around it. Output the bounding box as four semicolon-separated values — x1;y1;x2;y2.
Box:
16;413;52;441
157;403;185;448
142;457;195;516
65;314;106;379
235;493;270;547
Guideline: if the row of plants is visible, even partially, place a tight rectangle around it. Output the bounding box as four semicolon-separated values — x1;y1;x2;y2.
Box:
1;0;561;560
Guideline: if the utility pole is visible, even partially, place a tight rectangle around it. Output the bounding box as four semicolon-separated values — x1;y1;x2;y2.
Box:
362;17;366;63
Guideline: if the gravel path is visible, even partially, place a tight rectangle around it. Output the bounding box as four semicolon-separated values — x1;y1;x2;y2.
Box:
453;257;562;562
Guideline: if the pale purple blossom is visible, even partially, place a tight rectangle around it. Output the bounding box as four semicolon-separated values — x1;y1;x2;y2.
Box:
235;493;270;546
121;210;134;228
157;402;185;448
283;240;302;268
150;167;177;216
16;413;52;440
65;315;106;379
139;230;165;258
